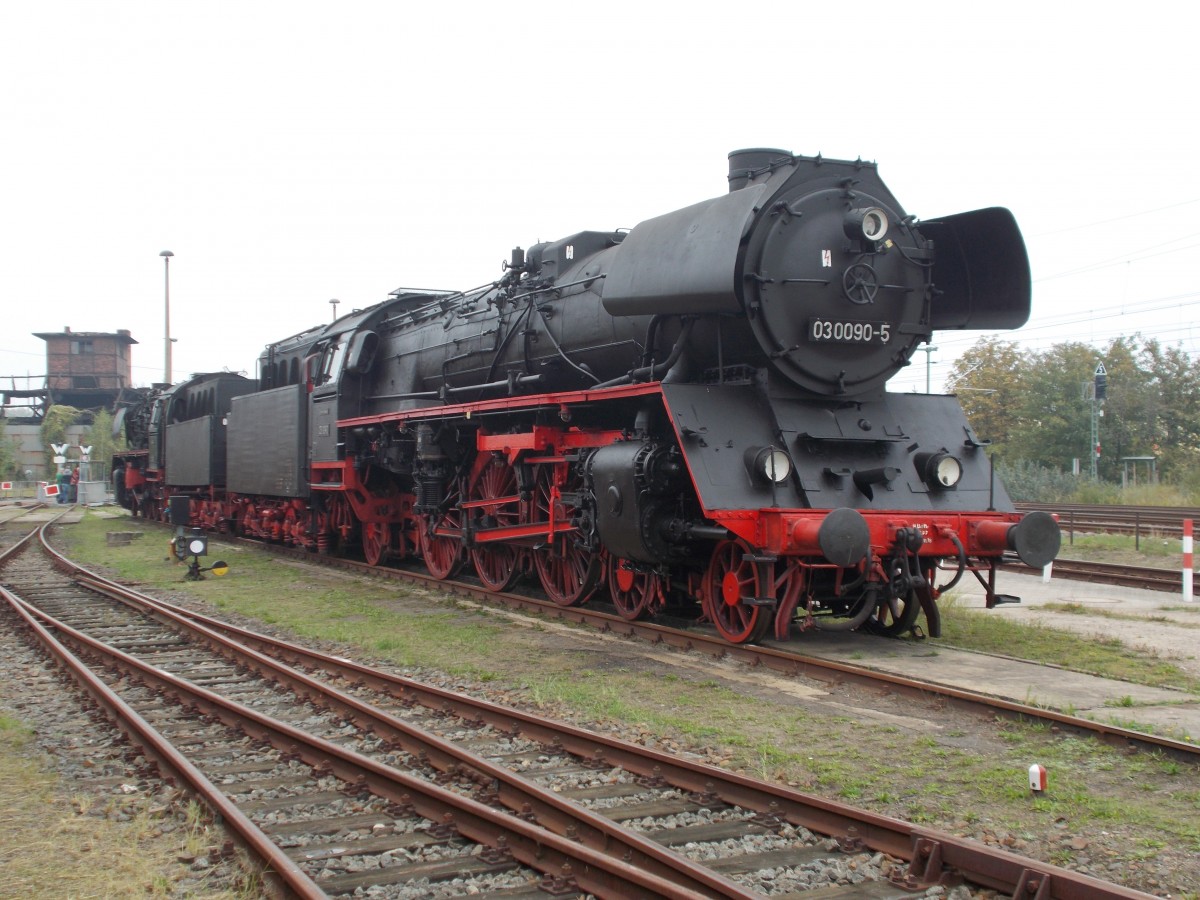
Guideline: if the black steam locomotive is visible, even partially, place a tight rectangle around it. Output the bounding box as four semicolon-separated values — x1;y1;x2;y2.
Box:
114;149;1059;643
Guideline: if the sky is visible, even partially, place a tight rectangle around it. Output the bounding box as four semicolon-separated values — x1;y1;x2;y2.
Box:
2;3;1197;404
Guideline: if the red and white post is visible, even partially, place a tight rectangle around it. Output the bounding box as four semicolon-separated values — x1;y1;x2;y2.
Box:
1184;519;1194;603
1028;763;1048;793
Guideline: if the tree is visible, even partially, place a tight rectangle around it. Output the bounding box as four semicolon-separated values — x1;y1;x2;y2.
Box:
0;419;15;479
1005;343;1085;468
1094;337;1156;481
946;338;1026;452
82;409;120;479
1137;338;1200;477
949;334;1200;487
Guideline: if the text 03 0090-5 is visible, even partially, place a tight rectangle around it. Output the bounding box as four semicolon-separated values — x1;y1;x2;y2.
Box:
809;319;891;344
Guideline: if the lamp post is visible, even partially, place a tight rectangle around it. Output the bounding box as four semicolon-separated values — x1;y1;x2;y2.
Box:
918;344;938;394
330;298;340;322
160;251;174;384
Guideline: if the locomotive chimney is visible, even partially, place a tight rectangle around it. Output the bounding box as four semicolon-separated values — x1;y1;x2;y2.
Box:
727;148;792;192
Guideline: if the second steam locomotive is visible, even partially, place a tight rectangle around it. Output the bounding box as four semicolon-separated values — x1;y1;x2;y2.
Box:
114;149;1060;643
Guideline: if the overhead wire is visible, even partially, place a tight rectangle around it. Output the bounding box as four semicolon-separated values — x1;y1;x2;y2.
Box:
1030;198;1200;237
895;195;1200;391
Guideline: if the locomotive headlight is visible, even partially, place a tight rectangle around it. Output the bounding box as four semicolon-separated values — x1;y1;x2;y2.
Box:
844;207;889;243
746;446;792;484
915;451;963;489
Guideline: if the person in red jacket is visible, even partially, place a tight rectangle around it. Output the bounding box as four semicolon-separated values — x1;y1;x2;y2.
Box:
69;466;80;503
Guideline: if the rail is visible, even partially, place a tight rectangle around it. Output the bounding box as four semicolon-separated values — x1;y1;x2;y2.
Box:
10;518;1162;899
1016;501;1200;547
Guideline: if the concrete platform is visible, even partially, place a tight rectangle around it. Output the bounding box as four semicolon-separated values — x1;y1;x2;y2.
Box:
804;569;1200;743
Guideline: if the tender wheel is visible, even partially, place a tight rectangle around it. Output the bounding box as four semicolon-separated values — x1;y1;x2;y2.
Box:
468;457;523;592
419;487;465;581
704;539;771;644
606;556;662;621
532;466;600;606
321;494;355;557
237;503;254;537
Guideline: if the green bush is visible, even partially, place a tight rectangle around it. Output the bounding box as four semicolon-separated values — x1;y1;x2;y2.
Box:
996;459;1081;503
1070;479;1124;505
997;458;1199;506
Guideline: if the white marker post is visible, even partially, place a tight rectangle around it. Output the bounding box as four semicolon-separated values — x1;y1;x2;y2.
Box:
1029;763;1047;793
1184;518;1194;603
1042;512;1058;583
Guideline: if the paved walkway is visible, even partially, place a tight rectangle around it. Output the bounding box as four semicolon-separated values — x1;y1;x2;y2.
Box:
811;568;1200;742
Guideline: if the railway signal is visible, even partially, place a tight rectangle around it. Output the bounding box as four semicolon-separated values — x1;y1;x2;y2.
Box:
173;529;229;581
1090;361;1107;479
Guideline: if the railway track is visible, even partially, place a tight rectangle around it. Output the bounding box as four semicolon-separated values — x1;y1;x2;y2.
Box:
218;531;1198;765
1004;501;1198;594
97;514;1200;762
1;525;761;897
0;500;44;526
2;519;1162;899
1003;554;1197;595
1016;502;1200;539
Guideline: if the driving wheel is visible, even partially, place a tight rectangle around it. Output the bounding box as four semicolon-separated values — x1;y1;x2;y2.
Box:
606;556;662;621
468;457;523;592
531;466;600;606
704;539;772;644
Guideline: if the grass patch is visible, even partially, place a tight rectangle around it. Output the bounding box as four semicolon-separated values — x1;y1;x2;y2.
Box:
1058;531;1196;570
938;597;1200;694
0;709;252;897
1063;532;1180;558
65;515;517;682
47;510;1200;884
1039;601;1200;629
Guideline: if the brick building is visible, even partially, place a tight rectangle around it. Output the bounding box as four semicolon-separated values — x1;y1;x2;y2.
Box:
36;326;138;407
1;327;141;483
2;327;139;420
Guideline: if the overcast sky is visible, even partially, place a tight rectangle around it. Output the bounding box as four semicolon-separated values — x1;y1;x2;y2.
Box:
2;3;1196;402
